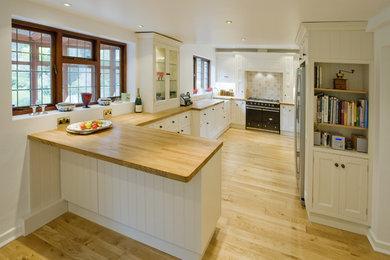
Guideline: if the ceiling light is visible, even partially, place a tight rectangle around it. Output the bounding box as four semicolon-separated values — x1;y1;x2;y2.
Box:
225;20;233;24
241;37;247;41
64;3;72;7
138;25;144;28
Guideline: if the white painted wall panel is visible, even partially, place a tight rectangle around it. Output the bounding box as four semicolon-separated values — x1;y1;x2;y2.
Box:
60;150;98;213
29;141;60;212
97;160;206;253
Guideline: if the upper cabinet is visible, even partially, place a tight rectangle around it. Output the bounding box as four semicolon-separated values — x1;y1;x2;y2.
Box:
216;53;236;84
215;52;298;103
137;32;182;113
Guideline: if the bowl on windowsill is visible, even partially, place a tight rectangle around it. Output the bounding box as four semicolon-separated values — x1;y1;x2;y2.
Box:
56;102;76;112
98;97;112;106
193;89;198;94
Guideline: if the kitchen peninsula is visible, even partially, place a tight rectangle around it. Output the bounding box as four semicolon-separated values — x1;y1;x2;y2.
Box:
26;101;223;260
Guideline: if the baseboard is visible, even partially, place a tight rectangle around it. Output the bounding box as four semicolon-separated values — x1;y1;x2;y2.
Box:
23;199;68;235
280;130;294;136
230;123;245;129
308;212;369;235
367;229;390;255
68;203;201;260
0;226;23;248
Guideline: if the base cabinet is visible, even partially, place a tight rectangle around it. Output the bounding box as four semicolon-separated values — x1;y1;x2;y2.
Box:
312;151;368;223
280;105;295;135
231;100;246;127
147;112;191;135
194;103;229;139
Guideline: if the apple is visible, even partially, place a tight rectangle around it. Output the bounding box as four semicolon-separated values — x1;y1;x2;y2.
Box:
91;122;98;129
85;122;92;129
80;124;86;130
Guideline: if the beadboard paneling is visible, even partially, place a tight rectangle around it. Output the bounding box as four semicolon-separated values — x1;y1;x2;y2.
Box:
60;150;98;213
310;30;373;61
97;160;203;253
29;141;60;212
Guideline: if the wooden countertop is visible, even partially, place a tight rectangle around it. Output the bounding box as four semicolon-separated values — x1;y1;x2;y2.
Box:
280;102;295;106
112;99;224;126
28;123;222;182
213;96;247;101
113;106;192;126
28;99;226;183
191;99;224;110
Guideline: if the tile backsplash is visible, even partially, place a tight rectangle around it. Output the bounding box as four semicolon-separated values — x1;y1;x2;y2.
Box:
246;71;283;100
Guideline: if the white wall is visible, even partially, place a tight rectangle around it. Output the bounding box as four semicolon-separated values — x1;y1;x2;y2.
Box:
367;7;390;254
0;0;136;244
180;44;216;96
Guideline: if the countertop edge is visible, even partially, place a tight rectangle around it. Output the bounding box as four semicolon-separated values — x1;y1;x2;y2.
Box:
136;107;192;126
280;103;295;106
28;133;223;183
190;100;224;110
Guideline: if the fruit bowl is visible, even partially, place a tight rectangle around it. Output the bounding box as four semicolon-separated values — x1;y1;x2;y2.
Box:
66;120;112;135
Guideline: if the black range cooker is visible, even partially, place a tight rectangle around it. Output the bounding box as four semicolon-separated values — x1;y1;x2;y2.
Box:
246;98;280;133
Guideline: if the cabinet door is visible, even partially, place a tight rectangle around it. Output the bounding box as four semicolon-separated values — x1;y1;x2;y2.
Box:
231;101;245;125
280;105;295;132
280;106;288;131
339;157;368;221
155;47;167;101
216;53;236;83
168;49;178;99
313;152;339;217
239;101;246;125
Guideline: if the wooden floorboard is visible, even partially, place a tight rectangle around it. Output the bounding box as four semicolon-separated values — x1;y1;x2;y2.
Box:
0;128;389;259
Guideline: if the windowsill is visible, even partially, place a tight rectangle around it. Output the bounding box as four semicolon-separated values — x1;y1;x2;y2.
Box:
12;102;132;121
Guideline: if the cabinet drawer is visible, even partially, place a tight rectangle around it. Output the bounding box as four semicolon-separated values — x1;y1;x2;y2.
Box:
179;111;191;126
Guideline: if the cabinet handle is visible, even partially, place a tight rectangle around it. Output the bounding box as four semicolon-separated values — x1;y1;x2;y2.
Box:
159;126;163;128
204;113;206;115
166;73;171;76
185;116;188;118
207;122;209;125
212;108;215;111
181;129;184;132
172;121;175;123
341;164;345;169
335;163;339;167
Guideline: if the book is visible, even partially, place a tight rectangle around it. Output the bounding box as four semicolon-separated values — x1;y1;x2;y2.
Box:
316;96;368;128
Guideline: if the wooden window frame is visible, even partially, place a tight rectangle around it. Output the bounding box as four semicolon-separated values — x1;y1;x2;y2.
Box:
193;56;210;90
12;19;127;115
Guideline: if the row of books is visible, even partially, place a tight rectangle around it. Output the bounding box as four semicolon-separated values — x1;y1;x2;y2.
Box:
314;65;323;88
316;94;368;128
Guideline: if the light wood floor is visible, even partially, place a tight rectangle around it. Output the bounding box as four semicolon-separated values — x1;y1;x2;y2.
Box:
1;128;389;260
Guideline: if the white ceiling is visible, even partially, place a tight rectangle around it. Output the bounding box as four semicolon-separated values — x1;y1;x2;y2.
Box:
27;0;390;48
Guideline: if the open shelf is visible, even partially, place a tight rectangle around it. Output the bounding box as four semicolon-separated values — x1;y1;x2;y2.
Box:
314;88;368;95
315;122;368;131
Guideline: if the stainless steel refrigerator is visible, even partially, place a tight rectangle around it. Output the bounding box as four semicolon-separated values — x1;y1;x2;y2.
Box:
295;63;306;206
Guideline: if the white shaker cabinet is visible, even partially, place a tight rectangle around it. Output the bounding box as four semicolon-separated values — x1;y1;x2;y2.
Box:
216;53;236;84
230;100;246;127
280;105;295;135
313;151;368;223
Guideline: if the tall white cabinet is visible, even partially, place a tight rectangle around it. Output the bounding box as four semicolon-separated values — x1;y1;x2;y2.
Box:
296;22;373;235
137;32;182;113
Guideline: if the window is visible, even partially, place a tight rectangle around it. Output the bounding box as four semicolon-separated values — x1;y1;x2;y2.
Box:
12;27;53;108
11;20;126;115
193;56;210;90
100;44;121;98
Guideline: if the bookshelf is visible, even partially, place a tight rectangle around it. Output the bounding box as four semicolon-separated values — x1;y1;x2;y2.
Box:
313;62;369;151
315;122;368;131
314;88;368;95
